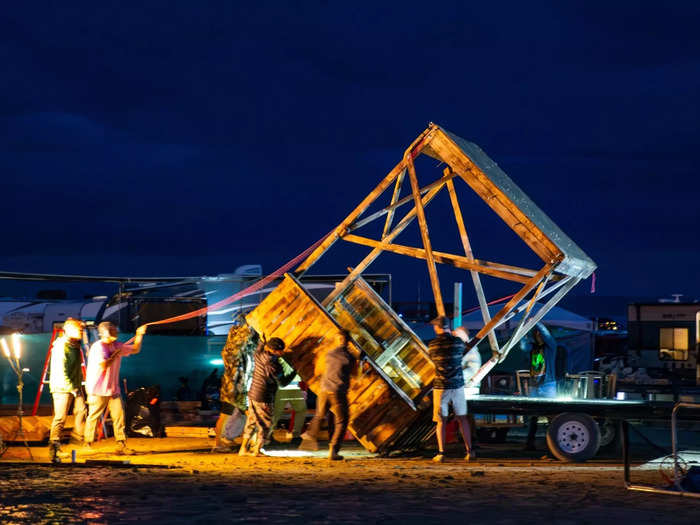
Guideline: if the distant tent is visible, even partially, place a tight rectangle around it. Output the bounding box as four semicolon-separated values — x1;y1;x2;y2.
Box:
461;304;594;333
461;303;595;374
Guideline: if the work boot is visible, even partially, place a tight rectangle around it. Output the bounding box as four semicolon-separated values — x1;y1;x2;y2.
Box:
238;437;251;456
115;440;135;456
48;441;61;463
328;445;343;461
432;453;445;463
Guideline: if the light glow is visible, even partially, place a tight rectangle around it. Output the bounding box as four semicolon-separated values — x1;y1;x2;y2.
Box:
260;449;315;457
209;358;224;366
11;333;21;360
0;338;10;358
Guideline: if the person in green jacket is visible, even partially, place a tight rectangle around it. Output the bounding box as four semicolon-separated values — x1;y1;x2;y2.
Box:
48;318;87;462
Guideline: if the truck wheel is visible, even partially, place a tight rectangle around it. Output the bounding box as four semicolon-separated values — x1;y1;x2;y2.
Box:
597;419;621;454
546;413;600;462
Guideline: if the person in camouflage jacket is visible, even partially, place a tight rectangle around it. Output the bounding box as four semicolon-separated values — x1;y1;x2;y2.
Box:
212;319;259;451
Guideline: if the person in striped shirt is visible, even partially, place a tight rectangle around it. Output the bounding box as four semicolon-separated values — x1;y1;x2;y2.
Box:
428;315;474;462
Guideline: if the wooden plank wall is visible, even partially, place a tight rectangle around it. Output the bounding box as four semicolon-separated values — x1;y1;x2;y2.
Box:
246;274;427;453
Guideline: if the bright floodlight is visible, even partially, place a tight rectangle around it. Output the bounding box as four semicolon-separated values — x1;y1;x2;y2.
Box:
0;338;9;358
11;333;21;359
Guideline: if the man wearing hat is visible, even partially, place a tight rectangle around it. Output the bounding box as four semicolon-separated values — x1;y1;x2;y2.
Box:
428;315;474;462
238;335;294;456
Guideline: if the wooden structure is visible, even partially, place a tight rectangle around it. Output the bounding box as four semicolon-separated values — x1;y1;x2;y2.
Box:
246;274;435;452
247;123;597;452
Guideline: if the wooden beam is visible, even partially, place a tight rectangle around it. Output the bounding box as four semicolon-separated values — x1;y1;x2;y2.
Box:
294;159;405;276
382;168;406;238
446;175;499;354
469;273;577;338
348;171;457;233
465;262;557;354
501;272;551;356
342;234;533;284
321;179;447;307
405;155;444;316
497;276;580;359
427;130;562;264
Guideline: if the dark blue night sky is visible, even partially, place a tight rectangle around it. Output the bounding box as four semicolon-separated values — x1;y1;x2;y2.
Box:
2;2;699;306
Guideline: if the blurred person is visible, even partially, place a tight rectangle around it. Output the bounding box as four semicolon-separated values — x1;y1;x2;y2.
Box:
299;330;361;460
520;323;557;450
48;318;87;462
463;345;482;397
176;376;194;401
200;369;220;410
238;336;294;457
83;322;147;455
462;337;482;445
428;315;474;462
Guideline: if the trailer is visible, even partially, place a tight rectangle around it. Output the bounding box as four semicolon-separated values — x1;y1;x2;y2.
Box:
466;394;700;461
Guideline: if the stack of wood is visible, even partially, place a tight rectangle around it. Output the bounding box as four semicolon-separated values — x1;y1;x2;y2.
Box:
0;415;50;442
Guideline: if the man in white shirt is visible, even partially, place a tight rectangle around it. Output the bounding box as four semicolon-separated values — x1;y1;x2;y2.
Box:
83;322;146;455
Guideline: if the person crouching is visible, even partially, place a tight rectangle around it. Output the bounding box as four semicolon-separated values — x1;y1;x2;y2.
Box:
238;336;290;457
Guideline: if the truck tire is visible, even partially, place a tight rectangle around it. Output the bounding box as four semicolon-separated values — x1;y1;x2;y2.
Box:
546;412;600;462
596;418;621;455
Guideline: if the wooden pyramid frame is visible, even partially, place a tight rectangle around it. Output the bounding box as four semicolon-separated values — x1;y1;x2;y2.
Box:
295;123;596;383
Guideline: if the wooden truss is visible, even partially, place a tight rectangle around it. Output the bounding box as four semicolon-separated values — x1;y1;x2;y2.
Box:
295;123;596;383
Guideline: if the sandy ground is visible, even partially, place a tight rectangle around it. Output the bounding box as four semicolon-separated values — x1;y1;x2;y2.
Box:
1;436;699;524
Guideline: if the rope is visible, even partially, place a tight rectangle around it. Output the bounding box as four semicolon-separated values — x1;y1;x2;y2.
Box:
460;293;516;317
125;230;331;342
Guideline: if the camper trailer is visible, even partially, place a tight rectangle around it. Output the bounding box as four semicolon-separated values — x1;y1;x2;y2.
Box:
627;302;700;385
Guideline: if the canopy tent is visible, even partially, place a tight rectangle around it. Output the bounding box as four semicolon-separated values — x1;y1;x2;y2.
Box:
461;303;594;333
461;303;594;375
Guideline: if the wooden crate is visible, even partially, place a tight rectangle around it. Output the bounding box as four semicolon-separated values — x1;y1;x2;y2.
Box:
246;273;434;453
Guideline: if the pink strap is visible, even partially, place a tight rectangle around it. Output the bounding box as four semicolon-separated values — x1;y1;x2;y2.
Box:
125;230;331;342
